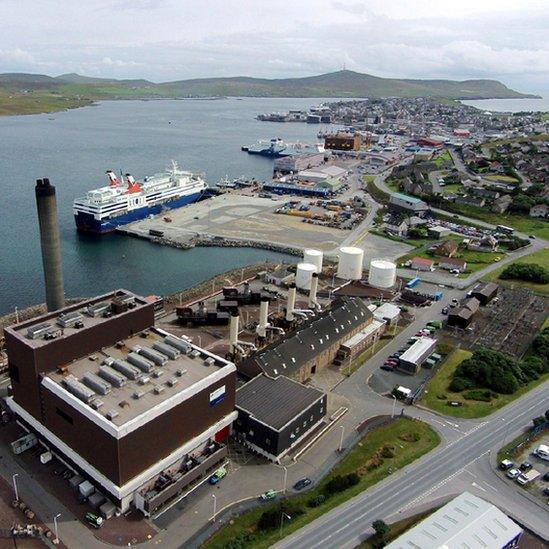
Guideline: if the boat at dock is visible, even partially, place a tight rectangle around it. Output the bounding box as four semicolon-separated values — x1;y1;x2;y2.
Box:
73;161;207;234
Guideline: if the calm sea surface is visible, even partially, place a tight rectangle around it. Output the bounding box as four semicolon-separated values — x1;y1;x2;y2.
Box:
0;98;335;314
461;97;549;112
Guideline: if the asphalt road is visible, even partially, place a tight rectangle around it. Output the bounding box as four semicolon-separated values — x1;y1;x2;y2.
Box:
275;381;549;549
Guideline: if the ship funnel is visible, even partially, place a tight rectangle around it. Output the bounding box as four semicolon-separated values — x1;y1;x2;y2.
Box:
286;284;296;322
125;174;135;185
35;178;65;312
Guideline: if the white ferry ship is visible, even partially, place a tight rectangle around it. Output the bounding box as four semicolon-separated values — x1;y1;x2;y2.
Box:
73;162;207;234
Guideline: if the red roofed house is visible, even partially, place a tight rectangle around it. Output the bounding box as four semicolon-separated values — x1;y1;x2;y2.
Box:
411;257;435;272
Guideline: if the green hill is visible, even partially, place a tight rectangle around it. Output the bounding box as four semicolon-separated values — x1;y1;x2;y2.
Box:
0;69;539;116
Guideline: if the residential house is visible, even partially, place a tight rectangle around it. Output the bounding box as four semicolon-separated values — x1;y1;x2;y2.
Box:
529;204;549;218
467;235;498;252
455;196;486;208
439;257;467;272
491;194;513;214
410;257;435;272
434;240;458;258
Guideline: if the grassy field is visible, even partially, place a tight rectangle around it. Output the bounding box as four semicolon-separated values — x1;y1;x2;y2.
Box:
435;201;549;239
420;349;549;418
358;508;437;548
483;248;549;295
441;183;462;196
202;418;440;549
484;174;520;184
432;150;453;168
0;90;93;116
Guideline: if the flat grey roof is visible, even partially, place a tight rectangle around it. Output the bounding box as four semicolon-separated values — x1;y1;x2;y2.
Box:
46;328;232;427
236;375;324;431
387;492;522;548
399;337;436;365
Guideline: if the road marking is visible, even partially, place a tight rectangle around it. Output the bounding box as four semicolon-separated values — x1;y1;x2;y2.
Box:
471;481;486;493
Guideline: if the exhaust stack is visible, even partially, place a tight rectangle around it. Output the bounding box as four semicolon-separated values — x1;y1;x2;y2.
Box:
229;311;240;353
286;284;296;322
308;272;319;309
256;297;270;338
35;178;65;312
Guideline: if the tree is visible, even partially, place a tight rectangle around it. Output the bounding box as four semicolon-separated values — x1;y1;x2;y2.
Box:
373;519;390;538
509;193;535;215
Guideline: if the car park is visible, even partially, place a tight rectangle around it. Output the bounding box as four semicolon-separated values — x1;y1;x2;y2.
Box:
506;468;521;479
293;478;312;491
381;364;394;371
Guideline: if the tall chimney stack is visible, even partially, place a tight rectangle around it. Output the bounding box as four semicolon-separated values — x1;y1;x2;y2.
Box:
229;311;240;354
256;297;270;338
308;272;319;309
35;178;65;312
286;284;296;322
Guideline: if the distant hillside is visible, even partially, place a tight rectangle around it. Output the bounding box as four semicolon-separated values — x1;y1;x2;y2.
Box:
0;69;539;116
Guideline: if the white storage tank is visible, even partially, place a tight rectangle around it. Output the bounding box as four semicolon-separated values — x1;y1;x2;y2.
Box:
296;262;317;290
368;259;397;289
337;247;364;280
303;249;323;273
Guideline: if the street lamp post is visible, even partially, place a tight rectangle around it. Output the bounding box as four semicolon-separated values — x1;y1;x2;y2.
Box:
53;513;61;543
211;494;217;522
279;512;291;538
12;473;19;502
338;425;345;452
390;394;397;418
282;466;288;494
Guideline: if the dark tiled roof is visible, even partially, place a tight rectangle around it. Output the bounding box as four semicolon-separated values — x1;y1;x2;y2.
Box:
246;297;372;378
236;374;324;430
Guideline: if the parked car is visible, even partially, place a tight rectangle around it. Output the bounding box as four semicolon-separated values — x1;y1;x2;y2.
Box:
499;459;514;471
543;487;549;496
506;468;521;479
519;461;533;472
209;466;227;485
85;512;103;529
381;364;395;371
451;298;459;304
442;307;449;314
293;477;312;491
260;489;277;501
543;471;549;481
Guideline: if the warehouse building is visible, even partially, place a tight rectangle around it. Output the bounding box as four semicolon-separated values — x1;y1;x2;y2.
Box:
234;374;327;462
387;492;522;549
5;290;237;516
398;337;437;374
389;193;429;215
297;165;347;183
324;133;361;151
335;319;385;365
448;297;480;329
239;297;373;382
471;281;499;305
273;153;325;175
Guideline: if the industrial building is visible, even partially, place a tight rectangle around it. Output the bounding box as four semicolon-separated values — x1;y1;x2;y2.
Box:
398;337;437;374
471;281;499;305
238;297;373;382
297;165;347;183
448;297;480;329
427;225;451;239
335;319;385;365
389;193;429;215
262;181;332;198
273;153;325;175
5;290;237;516
387;492;523;549
324;133;361;151
373;303;401;326
234;374;327;462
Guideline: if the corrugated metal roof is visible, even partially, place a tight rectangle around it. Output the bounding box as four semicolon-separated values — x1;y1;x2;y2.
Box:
391;192;423;204
387;492;523;549
236;374;324;430
399;337;436;365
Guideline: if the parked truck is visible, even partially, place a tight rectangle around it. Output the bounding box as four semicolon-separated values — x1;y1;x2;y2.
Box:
516;469;540;485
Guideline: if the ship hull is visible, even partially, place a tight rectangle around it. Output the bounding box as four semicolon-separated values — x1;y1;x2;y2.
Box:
75;191;203;234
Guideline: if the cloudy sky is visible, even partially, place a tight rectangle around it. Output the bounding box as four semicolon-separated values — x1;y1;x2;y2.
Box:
1;0;548;93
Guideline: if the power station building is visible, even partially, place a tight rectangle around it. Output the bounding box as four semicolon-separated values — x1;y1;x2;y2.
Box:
238;297;373;382
5;290;237;516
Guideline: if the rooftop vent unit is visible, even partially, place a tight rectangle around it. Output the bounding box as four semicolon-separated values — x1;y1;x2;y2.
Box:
86;302;110;317
90;399;103;410
98;365;126;388
88;355;98;361
82;372;111;395
167;378;178;387
153;385;165;395
152;341;180;360
139;330;149;338
153;370;164;379
107;358;141;381
204;357;215;367
26;323;55;340
132;391;145;400
176;368;187;377
134;346;168;366
190;350;200;358
63;374;95;404
57;311;84;328
127;352;154;373
115;342;125;349
164;335;192;354
138;376;150;385
106;410;119;421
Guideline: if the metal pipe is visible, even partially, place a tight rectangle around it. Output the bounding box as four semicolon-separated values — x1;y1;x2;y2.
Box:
35;178;65;311
286;284;296;322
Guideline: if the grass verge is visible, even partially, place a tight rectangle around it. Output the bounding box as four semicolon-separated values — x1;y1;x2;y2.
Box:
482;248;549;296
202;418;440;549
420;349;549;418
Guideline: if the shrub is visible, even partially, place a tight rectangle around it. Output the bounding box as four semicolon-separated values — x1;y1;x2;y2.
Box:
258;503;304;531
224;532;257;549
449;376;474;392
324;473;360;495
381;446;395;458
500;263;549;284
307;494;326;508
399;432;420;443
463;389;496;402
